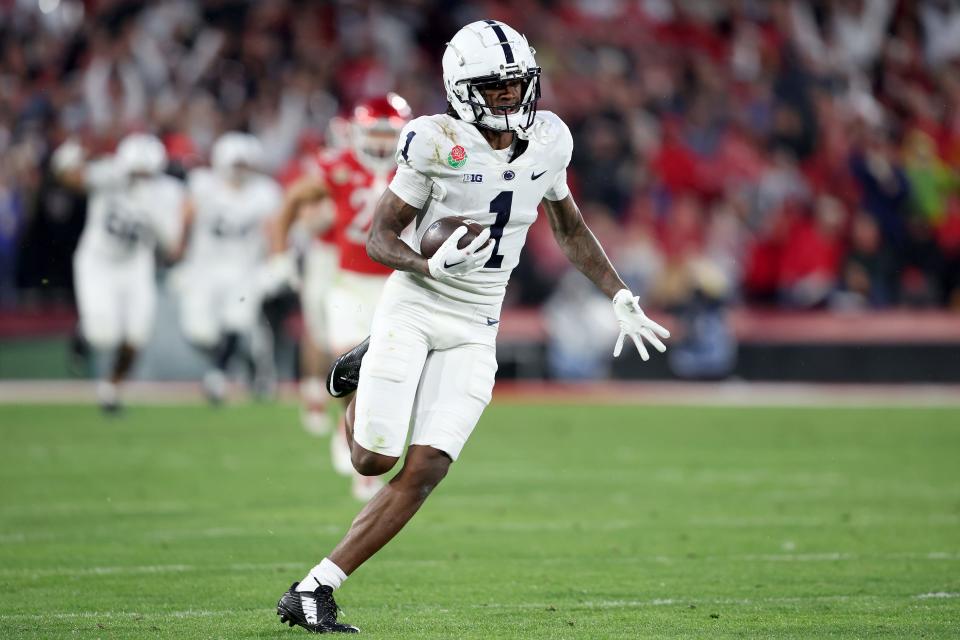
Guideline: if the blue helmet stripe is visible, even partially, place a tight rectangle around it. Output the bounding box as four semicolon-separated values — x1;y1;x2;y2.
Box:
484;19;515;64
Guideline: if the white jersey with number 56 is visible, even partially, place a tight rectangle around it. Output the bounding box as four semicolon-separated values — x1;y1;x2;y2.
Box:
388;110;573;305
76;158;184;266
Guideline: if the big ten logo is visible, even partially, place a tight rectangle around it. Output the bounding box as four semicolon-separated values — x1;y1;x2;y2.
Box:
462;174;483;183
345;174;389;244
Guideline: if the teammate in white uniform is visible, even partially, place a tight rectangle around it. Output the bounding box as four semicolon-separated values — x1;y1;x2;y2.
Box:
277;20;670;633
53;134;184;412
176;132;282;403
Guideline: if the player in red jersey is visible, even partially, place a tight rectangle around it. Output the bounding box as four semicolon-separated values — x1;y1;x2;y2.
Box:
272;138;340;437
273;93;412;500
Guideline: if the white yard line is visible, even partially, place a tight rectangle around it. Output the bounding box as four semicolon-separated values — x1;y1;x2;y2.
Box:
2;380;960;407
493;381;960;408
0;501;193;517
0;609;228;621
0;561;306;578
472;594;869;610
3;551;956;580
2;592;947;623
0;523;345;545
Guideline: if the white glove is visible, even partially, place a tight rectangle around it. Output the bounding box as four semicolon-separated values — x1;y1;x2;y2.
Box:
612;289;670;361
427;226;494;282
51;139;86;173
259;252;300;295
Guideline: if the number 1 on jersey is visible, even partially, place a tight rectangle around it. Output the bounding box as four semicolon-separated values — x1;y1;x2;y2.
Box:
484;191;512;269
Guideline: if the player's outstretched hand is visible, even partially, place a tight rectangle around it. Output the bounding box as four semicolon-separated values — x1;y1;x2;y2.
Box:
612;289;670;361
427;226;494;282
260;252;300;294
51;138;86;173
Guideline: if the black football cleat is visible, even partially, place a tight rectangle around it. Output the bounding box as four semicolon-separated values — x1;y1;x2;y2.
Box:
277;582;359;634
99;399;122;416
326;337;369;398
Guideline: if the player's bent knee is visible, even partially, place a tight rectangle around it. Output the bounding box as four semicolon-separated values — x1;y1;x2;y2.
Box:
393;446;451;499
351;411;406;465
182;323;218;349
350;446;398;477
125;329;151;350
82;323;120;350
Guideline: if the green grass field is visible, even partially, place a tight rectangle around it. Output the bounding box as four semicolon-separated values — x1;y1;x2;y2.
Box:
1;401;958;639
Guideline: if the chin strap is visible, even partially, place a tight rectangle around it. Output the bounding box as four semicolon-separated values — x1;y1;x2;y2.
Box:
509;137;529;162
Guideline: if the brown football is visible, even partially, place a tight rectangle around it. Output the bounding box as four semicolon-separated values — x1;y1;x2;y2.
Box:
419;215;486;259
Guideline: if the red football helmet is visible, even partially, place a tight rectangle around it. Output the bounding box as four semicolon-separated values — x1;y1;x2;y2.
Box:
351;93;412;172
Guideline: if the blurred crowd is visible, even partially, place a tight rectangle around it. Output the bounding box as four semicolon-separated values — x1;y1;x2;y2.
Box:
3;0;960;313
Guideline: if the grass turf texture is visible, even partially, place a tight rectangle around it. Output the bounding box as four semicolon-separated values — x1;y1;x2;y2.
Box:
0;403;958;639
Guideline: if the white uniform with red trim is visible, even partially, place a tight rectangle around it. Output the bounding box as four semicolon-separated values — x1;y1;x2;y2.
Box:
352;111;573;461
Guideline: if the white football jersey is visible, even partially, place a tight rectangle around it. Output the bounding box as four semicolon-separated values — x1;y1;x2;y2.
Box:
388;110;572;304
183;168;282;273
75;158;184;265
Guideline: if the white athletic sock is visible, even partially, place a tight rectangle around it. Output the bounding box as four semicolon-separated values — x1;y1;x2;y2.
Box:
297;557;347;592
301;377;326;406
96;381;118;405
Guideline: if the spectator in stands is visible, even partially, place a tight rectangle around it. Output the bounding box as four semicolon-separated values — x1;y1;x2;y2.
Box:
2;0;960;316
918;0;960;67
0;184;23;307
848;128;911;268
936;206;960;308
571;114;636;220
661;258;736;381
778;195;845;309
544;271;620;380
840;213;897;307
903;129;958;226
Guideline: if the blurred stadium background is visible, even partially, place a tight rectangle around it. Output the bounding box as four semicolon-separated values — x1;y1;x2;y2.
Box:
2;0;960;388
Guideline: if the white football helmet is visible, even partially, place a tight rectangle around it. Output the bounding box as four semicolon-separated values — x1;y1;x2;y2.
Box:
442;20;541;135
211;132;264;178
116;133;167;176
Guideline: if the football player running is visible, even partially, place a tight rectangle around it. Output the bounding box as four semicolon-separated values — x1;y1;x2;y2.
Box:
53;134;184;413
174;132;282;403
271;95;411;504
270;175;338;434
277;20;669;633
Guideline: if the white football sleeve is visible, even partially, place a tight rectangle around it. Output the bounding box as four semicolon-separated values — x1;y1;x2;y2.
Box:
543;168;570;201
84;158;124;191
388;164;433;209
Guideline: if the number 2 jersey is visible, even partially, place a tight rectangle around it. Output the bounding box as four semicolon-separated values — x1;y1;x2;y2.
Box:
313;148;394;276
388;110;573;305
75;158;184;268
